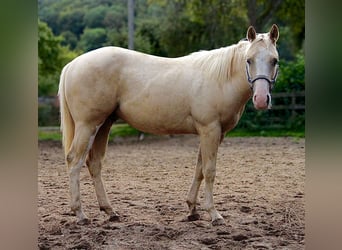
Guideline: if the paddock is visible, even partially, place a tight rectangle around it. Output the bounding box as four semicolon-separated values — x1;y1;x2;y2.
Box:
38;135;305;249
38;135;304;249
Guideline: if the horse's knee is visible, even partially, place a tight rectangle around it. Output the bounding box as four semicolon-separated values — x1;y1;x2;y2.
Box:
66;151;74;165
66;150;83;167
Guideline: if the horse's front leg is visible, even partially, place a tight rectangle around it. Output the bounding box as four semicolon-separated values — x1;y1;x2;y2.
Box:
199;123;225;226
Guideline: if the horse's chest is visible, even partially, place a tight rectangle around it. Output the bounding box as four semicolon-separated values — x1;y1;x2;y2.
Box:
220;105;246;132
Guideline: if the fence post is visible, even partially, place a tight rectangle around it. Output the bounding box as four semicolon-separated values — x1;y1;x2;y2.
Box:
291;92;296;118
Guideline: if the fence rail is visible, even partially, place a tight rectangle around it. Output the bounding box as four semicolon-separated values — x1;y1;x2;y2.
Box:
39;91;305;128
270;91;305;110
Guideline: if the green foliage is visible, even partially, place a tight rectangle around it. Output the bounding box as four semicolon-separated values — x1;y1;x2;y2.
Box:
227;129;304;138
38;0;304;58
38;19;63;75
38;130;62;141
60;30;78;49
108;124;140;140
38;74;60;96
78;28;107;51
38;0;305;133
38;124;140;141
38;19;78;96
275;50;305;92
276;0;305;50
245;0;304;58
38;124;303;141
83;5;108;28
38;104;59;126
58;8;85;37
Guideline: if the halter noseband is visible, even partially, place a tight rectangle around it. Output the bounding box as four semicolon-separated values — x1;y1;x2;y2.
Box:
246;63;279;90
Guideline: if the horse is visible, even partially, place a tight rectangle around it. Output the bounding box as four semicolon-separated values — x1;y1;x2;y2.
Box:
58;24;279;226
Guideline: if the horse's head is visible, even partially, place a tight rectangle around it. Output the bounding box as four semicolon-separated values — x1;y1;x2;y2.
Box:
245;24;279;110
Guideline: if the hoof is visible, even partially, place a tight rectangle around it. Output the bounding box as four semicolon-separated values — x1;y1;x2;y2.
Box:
212;218;225;226
77;218;90;225
187;213;201;221
108;213;120;222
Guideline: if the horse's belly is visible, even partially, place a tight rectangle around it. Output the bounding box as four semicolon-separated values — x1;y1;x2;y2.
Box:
116;104;196;135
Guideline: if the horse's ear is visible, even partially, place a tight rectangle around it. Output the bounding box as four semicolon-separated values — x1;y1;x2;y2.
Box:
269;24;279;44
247;26;256;42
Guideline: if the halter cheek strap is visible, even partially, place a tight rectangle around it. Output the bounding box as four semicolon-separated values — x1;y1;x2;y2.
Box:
246;63;279;90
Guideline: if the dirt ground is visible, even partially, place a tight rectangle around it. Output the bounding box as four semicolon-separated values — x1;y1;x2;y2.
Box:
38;135;305;249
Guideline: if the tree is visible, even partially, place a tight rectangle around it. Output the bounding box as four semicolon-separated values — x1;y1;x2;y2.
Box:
38;19;64;75
246;0;305;58
247;0;283;30
60;30;78;50
185;0;248;48
38;0;305;63
276;0;305;53
83;5;108;28
146;0;248;56
78;28;107;52
38;19;77;96
58;8;85;38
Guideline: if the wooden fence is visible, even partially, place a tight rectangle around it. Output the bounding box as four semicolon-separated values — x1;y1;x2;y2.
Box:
271;91;305;110
38;91;305;129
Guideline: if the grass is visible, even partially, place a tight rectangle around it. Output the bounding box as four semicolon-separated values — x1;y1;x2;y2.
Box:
227;128;305;138
38;124;140;141
38;124;304;141
38;129;62;141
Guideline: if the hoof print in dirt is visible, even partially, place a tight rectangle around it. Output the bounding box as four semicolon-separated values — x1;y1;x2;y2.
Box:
200;237;218;245
76;218;90;225
187;213;200;221
212;218;225;226
108;214;120;222
240;206;252;213
232;233;248;241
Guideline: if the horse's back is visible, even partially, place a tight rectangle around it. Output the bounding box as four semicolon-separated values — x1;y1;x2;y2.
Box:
62;47;198;134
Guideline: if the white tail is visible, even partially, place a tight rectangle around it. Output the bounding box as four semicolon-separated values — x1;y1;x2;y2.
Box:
58;63;74;156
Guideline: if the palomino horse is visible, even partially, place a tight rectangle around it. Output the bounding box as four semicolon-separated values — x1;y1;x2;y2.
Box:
58;25;279;225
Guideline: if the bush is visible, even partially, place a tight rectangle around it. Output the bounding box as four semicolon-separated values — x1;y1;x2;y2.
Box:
274;50;305;92
38;104;60;126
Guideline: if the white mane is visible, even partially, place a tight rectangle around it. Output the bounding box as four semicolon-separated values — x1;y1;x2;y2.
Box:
186;43;245;83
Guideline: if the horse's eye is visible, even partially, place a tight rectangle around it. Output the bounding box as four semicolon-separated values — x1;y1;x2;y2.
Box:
271;58;278;66
247;59;252;65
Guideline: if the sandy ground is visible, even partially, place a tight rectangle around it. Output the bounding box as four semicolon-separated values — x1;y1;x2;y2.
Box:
38;135;305;249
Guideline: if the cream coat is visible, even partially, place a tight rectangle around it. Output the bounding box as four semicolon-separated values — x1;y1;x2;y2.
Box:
58;25;279;225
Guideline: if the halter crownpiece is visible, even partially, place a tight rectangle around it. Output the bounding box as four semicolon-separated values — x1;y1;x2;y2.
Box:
245;63;279;90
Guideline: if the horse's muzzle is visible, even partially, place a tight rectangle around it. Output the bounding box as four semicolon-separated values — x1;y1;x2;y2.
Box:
252;80;272;110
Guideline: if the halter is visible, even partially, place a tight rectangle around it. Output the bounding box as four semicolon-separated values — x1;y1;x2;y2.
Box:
246;63;279;90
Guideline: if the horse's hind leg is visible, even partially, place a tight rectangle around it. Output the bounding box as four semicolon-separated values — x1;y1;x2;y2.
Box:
67;122;100;224
186;147;203;221
86;117;120;221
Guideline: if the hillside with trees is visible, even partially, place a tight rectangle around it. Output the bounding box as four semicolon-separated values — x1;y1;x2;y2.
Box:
38;0;304;133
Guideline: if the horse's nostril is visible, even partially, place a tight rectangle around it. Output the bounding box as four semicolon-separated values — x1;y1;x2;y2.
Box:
266;95;270;105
